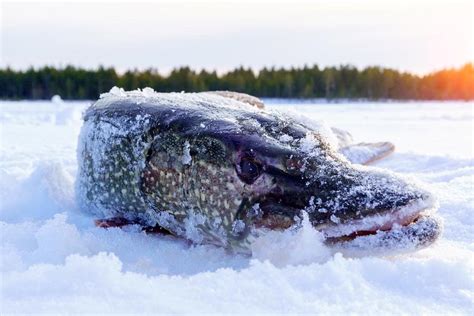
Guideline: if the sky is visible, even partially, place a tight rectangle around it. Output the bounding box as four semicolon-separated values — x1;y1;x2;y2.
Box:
1;0;473;74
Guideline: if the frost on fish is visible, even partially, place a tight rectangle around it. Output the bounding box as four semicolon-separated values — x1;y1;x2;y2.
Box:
77;87;440;255
76;110;153;222
329;214;443;256
77;89;263;251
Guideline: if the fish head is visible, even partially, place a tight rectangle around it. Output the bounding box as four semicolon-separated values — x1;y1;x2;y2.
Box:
178;107;441;251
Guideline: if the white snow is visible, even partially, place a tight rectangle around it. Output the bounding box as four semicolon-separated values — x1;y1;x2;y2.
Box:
51;95;63;104
1;99;473;314
98;87;261;113
182;140;192;165
250;212;332;267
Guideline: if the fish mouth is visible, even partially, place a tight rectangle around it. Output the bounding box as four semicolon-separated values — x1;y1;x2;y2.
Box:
321;200;442;252
256;194;442;253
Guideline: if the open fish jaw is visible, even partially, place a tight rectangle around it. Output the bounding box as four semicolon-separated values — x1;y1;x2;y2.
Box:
328;214;442;255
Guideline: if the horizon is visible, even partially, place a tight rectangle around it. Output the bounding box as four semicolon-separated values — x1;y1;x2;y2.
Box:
1;62;473;77
1;0;473;76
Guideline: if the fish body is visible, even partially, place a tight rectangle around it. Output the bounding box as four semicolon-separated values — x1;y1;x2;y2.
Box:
76;89;441;254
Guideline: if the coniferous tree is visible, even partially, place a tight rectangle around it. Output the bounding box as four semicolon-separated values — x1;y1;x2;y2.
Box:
0;63;472;100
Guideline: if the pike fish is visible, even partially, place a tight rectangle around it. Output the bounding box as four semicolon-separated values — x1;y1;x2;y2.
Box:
76;88;441;254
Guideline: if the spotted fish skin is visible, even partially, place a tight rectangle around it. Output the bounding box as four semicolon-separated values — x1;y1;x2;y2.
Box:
76;90;437;252
76;92;275;248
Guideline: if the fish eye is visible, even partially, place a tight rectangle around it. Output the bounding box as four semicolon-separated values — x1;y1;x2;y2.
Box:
237;156;262;184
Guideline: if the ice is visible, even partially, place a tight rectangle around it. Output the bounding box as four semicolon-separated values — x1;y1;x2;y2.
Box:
299;132;321;154
279;108;340;149
142;87;156;97
278;133;293;143
101;86;127;98
0;99;473;313
182;140;192;165
98;87;260;113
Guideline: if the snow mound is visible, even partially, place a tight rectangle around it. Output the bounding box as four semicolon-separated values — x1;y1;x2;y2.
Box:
51;95;63;104
0;162;75;222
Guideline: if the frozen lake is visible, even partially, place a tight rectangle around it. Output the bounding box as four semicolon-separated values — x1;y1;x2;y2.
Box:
0;99;473;314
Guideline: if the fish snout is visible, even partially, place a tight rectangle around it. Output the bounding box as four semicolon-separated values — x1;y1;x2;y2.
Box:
306;166;437;239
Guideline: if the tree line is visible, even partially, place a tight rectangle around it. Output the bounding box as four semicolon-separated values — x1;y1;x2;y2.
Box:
0;63;472;100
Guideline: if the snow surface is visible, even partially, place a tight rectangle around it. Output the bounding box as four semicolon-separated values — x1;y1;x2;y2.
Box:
0;99;473;314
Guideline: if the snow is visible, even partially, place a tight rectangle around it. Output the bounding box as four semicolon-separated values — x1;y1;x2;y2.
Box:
1;99;473;314
50;95;63;104
250;212;331;267
182;140;192;165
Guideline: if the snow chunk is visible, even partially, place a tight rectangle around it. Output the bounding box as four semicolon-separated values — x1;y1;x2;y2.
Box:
51;95;63;104
142;87;155;97
278;108;340;149
182;141;192;165
251;212;331;267
183;212;207;243
279;134;293;143
299;132;321;154
232;220;246;235
330;214;341;224
100;86;126;98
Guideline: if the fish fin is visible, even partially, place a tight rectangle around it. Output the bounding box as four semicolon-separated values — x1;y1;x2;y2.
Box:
339;141;395;165
331;127;354;148
95;218;172;235
206;91;265;109
95;217;132;228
